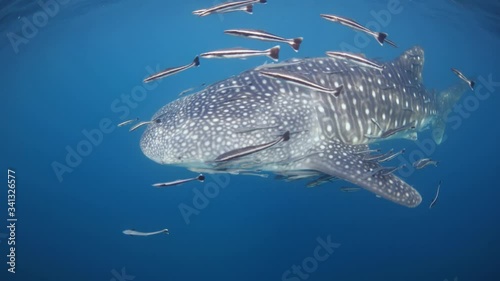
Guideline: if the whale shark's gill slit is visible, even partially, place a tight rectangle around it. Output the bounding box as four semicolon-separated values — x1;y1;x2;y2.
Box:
381;86;396;91
215;84;246;94
273;152;315;166
234;125;280;134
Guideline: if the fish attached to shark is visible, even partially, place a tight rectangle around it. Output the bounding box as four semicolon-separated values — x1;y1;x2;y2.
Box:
139;46;469;208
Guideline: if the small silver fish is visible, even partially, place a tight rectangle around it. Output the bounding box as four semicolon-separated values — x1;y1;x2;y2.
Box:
354;149;381;155
340;186;361;193
129;119;160;132
413;158;439;169
326;51;384;71
321;14;397;47
152;174;205;187
429;180;441;209
378;149;405;163
200;45;280;61
380;123;416;138
234;125;280;134
122;228;169;236
193;4;253;16
451;68;475;90
306;175;339;188
371;118;383;131
178;87;195;97
144;56;200;83
224;29;303;52
178;83;206;96
378;165;406;176
259;70;343;96
118;118;139;127
362;167;385;179
366;119;415;139
215;131;290;162
364;149;394;161
195;0;266;17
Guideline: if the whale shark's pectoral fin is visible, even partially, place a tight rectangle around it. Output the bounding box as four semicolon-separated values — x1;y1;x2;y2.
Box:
301;141;422;207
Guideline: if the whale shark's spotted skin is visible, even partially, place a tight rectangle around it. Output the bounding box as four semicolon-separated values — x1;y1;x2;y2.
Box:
140;46;465;207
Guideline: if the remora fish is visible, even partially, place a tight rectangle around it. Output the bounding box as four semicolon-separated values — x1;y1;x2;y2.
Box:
140;46;471;208
413;158;439;169
144;56;200;83
258;70;343;96
326;51;384;71
118;118;139;127
178;83;207;97
153;174;205;187
122;228;169;236
200;46;280;61
378;149;405;163
224;29;303;52
451;68;475;90
193;5;253;16
321;14;397;47
340;186;361;192
195;0;266;17
130;119;160;132
306;175;339;188
429;180;441;209
215;131;290;162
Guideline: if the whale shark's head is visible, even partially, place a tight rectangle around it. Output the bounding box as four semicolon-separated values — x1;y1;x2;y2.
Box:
140;95;206;167
140;64;311;170
140;83;271;168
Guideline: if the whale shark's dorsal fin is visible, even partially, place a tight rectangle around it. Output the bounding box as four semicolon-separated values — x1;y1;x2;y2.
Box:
393;46;425;83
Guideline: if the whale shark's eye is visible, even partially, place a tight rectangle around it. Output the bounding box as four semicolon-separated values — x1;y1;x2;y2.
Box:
154;118;162;124
177;156;182;160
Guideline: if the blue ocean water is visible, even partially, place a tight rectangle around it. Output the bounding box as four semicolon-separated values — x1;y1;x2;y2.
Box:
1;0;500;280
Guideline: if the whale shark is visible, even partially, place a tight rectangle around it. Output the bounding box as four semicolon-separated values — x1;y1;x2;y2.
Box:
140;46;468;207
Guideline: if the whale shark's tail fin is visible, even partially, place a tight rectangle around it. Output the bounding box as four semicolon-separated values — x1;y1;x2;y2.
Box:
432;82;471;145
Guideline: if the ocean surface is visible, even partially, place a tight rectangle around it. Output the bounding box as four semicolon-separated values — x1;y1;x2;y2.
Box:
2;0;500;280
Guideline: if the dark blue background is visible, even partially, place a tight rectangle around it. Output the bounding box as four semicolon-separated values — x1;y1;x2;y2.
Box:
1;0;499;280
